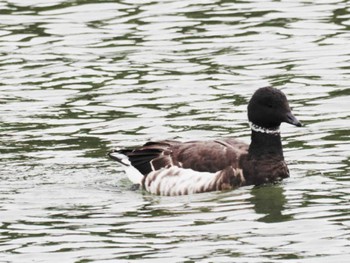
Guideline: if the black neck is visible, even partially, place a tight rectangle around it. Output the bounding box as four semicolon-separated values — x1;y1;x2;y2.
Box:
248;130;284;159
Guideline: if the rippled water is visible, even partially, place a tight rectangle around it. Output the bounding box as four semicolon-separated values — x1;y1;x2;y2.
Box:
1;0;350;262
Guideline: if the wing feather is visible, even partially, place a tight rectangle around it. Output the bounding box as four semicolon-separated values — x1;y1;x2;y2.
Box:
110;138;248;176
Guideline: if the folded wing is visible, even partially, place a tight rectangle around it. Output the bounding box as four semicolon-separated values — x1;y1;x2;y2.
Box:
111;139;248;174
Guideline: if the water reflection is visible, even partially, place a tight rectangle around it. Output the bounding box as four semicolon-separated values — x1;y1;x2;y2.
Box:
250;186;292;223
1;0;350;262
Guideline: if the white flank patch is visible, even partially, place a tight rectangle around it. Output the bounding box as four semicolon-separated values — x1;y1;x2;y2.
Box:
144;167;219;196
110;152;144;184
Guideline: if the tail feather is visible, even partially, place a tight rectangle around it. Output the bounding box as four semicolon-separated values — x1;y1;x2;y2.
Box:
108;149;144;184
108;149;132;166
108;141;176;184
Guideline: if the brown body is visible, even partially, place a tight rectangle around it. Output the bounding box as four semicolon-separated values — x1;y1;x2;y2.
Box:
109;87;301;195
112;135;289;195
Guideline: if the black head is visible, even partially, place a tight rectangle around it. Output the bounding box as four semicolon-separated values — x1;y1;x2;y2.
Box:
248;86;302;129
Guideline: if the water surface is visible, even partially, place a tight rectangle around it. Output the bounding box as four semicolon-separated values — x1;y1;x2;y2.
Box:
1;0;349;262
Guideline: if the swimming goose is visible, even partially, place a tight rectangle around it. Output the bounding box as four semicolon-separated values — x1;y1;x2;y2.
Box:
109;86;302;196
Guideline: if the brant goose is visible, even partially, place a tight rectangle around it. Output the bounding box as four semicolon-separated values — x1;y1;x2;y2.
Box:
109;86;302;196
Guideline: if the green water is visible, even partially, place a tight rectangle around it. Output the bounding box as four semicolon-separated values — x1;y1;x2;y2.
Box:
0;0;349;262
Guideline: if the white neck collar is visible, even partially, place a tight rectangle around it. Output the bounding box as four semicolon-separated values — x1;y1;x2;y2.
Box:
249;122;280;135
